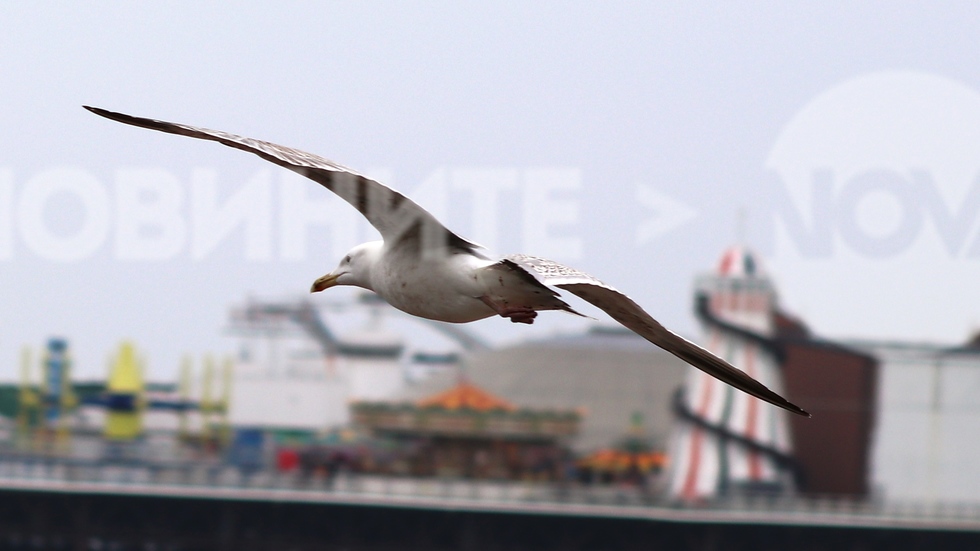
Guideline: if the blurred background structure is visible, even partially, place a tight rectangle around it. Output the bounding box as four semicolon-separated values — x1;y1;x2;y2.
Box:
4;4;980;549
670;247;798;501
1;244;978;549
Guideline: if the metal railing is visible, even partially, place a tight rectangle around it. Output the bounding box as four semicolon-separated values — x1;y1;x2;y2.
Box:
1;457;979;532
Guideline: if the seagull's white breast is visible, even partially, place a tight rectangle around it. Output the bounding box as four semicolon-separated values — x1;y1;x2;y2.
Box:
370;250;496;323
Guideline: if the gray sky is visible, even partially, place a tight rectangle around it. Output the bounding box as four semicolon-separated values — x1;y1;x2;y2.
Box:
3;3;980;380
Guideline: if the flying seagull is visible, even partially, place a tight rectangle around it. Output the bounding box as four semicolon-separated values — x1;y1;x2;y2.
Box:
85;106;809;417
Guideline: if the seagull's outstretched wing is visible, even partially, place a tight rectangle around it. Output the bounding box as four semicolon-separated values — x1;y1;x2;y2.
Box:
506;254;810;417
84;106;479;254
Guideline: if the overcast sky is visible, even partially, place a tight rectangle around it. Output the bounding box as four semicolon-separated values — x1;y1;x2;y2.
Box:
3;3;980;380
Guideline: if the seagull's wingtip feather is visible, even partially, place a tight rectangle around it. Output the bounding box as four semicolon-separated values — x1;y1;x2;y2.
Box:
788;403;811;418
84;105;118;120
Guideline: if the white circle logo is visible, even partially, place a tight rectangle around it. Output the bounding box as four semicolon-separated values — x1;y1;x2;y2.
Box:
765;71;980;340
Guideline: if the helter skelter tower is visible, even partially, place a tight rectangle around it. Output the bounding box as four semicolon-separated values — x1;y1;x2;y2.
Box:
669;246;797;501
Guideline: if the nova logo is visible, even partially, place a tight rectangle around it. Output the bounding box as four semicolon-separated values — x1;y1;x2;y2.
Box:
769;168;980;258
766;71;980;260
761;71;980;340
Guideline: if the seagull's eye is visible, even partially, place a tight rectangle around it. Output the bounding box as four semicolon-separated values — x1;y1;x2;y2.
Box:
344;255;352;264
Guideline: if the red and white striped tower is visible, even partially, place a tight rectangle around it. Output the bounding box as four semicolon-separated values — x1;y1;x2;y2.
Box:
669;246;795;501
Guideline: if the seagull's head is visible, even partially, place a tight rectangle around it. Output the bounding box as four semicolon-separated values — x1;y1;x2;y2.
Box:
311;241;382;293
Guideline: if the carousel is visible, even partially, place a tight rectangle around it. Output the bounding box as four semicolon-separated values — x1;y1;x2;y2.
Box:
352;380;581;480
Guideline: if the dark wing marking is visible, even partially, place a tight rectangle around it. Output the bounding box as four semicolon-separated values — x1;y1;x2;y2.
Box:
505;254;810;417
84;106;478;254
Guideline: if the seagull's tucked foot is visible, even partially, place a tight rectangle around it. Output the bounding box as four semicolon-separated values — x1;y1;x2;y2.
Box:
502;307;537;324
479;296;538;324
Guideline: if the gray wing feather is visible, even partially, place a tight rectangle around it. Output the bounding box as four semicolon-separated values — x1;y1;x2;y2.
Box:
506;254;810;417
84;106;478;254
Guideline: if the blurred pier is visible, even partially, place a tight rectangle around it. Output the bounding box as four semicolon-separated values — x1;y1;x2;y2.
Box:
0;457;979;550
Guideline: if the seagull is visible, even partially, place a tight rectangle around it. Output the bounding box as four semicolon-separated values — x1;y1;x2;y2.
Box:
85;106;809;417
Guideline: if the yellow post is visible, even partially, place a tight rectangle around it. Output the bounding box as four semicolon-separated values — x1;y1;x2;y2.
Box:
104;341;145;440
17;347;38;449
201;354;215;442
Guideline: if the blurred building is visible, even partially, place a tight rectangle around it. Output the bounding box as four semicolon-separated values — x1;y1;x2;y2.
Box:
844;338;980;502
225;295;480;436
227;297;407;432
669;246;879;500
669;246;797;500
776;313;878;497
396;327;688;456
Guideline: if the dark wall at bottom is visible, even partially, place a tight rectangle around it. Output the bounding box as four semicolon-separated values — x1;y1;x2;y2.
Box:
0;489;974;551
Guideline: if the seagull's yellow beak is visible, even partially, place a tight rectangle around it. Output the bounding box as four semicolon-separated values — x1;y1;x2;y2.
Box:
311;273;340;293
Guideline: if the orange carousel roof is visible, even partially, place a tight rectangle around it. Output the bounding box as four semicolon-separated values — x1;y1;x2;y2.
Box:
417;380;516;412
577;449;667;472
